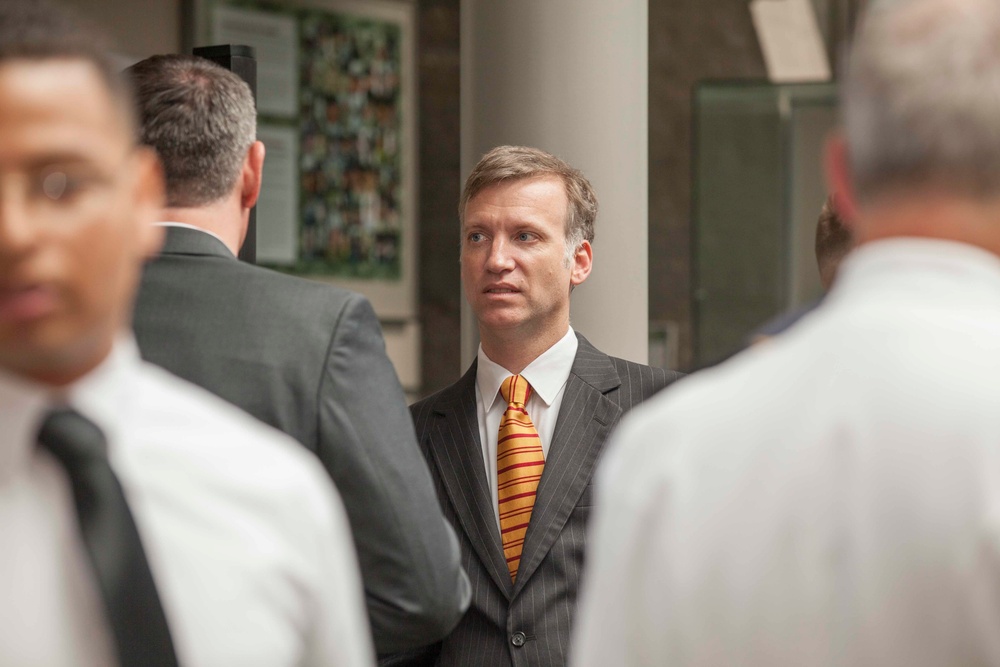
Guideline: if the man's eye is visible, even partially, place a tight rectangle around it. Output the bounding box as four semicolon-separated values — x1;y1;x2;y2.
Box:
42;172;69;200
469;232;485;243
517;233;534;242
31;170;89;203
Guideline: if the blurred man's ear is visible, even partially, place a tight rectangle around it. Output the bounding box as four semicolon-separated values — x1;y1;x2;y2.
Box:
824;133;860;228
241;140;266;210
132;146;166;259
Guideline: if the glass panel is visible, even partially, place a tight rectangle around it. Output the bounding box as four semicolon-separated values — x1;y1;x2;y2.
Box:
692;82;837;366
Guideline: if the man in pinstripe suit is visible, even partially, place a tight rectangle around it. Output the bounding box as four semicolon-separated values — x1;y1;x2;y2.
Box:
408;146;682;666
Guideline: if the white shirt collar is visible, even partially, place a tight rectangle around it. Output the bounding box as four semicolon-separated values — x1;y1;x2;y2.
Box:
0;336;139;483
0;363;49;484
63;337;140;457
156;222;233;256
476;326;579;411
835;237;1000;296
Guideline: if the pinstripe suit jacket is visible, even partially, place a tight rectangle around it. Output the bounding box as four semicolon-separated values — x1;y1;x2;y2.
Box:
409;334;682;666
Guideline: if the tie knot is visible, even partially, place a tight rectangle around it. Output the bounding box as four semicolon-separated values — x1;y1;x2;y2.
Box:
37;408;108;467
500;375;532;406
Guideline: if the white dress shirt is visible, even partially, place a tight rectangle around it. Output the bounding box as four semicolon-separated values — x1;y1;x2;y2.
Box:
573;239;1000;667
0;338;374;667
476;327;578;529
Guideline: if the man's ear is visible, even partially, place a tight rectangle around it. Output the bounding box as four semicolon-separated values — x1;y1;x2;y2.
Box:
131;146;166;259
824;133;860;228
240;140;266;210
570;239;593;287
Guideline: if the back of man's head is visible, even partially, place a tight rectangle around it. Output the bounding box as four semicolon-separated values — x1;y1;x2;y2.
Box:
845;0;1000;204
126;54;256;208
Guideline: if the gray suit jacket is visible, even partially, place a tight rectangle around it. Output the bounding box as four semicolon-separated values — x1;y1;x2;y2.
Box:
132;226;470;653
409;335;681;666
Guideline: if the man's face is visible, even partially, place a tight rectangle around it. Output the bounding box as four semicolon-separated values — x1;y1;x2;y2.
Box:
461;175;592;344
0;59;163;385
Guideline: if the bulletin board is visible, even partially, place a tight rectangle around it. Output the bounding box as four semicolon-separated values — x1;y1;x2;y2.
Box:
186;0;417;319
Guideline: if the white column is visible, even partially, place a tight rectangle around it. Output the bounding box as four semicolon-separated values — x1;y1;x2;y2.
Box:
460;0;650;367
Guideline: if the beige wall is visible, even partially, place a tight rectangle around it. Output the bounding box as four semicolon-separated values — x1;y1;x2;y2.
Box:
63;0;181;59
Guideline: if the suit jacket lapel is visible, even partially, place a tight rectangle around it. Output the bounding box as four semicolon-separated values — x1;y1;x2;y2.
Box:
512;335;623;596
428;362;514;598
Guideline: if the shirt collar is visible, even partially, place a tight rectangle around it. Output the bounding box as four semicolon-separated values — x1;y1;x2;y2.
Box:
0;336;139;483
834;237;1000;297
156;222;233;256
477;327;579;410
64;336;140;455
0;364;50;484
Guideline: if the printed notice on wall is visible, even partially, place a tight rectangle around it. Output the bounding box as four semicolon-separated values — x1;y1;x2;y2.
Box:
255;124;299;264
750;0;831;83
211;5;298;117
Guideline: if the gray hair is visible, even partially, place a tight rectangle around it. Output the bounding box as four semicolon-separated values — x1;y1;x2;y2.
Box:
460;145;598;261
844;0;1000;203
125;54;256;207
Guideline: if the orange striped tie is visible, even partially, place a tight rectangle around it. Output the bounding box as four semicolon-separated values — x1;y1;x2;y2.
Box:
497;375;545;582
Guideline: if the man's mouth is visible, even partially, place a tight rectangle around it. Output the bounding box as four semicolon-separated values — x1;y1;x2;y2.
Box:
0;284;57;323
484;282;519;294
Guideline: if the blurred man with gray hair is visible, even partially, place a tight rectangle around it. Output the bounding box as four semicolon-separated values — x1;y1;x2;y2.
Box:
572;0;1000;665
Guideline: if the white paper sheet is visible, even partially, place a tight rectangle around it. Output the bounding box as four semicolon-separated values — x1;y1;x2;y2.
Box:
255;124;299;264
211;5;299;118
750;0;831;83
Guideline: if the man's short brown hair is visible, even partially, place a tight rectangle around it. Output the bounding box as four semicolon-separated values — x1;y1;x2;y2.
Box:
815;194;852;290
0;0;135;137
460;145;598;250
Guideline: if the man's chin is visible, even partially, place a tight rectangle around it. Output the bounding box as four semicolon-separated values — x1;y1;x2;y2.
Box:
0;331;112;387
475;307;527;330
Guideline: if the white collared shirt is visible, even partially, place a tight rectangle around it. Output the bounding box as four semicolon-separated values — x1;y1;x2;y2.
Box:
476;327;578;529
0;338;374;667
572;238;1000;666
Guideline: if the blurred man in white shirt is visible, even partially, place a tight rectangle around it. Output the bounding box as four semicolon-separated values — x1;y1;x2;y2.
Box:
573;1;1000;665
0;2;373;665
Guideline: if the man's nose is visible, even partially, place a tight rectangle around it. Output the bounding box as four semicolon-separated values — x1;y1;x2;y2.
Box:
0;180;38;260
485;238;514;272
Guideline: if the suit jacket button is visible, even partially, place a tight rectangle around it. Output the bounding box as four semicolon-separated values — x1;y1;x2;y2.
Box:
511;632;526;647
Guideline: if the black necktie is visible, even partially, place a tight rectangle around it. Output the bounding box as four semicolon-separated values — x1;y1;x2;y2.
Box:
37;408;179;667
